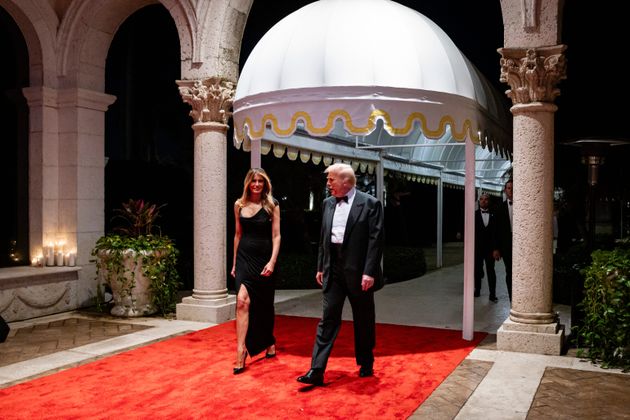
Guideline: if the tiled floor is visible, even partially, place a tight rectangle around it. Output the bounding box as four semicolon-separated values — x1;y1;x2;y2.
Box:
410;359;494;419
527;368;630;419
1;258;629;419
0;317;150;367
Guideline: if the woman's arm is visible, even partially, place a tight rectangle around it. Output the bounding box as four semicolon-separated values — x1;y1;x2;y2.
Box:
231;203;242;278
261;204;281;276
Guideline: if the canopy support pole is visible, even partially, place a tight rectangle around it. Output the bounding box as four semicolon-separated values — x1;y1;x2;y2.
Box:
436;172;443;268
376;152;384;203
251;138;262;168
377;153;385;273
462;139;476;341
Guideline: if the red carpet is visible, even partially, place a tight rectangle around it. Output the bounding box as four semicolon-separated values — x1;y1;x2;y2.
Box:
0;315;485;419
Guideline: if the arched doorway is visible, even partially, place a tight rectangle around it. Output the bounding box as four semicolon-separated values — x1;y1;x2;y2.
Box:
104;4;194;289
0;6;29;268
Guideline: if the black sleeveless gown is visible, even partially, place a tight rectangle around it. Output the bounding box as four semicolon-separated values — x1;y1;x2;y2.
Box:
235;207;276;356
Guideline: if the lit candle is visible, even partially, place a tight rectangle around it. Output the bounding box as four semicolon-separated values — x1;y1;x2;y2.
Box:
68;253;76;267
55;251;64;266
32;257;38;266
46;246;55;266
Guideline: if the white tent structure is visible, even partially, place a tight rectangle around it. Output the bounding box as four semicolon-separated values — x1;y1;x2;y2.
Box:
232;0;513;339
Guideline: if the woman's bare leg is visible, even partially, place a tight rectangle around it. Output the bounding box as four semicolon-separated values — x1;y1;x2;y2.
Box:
235;284;250;367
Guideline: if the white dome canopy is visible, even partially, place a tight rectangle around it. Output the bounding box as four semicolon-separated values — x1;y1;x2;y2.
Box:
233;0;512;189
237;0;478;98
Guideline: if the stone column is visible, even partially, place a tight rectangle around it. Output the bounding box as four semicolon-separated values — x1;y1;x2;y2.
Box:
176;77;236;323
21;86;115;314
496;46;567;355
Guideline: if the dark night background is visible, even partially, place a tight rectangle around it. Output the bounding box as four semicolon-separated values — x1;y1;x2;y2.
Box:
2;1;628;282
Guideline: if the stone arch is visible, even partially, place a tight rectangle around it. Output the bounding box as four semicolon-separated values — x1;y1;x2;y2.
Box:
58;0;196;90
0;0;57;87
181;0;253;81
160;0;196;75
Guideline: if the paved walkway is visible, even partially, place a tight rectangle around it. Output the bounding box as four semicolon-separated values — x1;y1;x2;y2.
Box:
1;261;629;419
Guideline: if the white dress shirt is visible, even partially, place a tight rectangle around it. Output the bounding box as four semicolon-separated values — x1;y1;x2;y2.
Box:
480;209;490;227
331;188;356;244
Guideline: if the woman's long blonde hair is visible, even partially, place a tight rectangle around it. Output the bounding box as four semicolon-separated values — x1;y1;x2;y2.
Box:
236;168;276;216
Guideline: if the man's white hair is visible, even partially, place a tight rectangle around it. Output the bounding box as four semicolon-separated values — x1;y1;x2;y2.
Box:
325;163;356;186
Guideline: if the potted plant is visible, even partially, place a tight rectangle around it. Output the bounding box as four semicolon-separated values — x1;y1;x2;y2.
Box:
91;199;181;317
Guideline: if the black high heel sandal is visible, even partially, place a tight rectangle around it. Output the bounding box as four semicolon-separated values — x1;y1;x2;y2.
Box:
233;351;248;375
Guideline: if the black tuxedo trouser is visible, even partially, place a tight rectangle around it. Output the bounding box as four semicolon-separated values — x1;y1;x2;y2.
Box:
474;252;497;296
311;246;375;371
503;252;512;301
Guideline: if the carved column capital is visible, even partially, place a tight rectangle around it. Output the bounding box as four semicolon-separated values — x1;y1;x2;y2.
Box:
498;45;567;105
177;77;235;125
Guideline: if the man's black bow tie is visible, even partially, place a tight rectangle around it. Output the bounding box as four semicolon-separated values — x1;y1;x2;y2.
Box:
508;200;513;205
481;209;489;213
335;196;348;203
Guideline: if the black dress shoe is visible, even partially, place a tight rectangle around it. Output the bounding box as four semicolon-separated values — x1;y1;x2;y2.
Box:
359;365;373;377
489;295;498;303
297;369;324;385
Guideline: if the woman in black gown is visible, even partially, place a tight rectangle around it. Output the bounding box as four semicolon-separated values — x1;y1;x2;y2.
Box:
231;168;281;374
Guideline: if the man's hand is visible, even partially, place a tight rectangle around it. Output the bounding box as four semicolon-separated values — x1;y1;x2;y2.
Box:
493;250;501;261
361;275;375;291
316;272;323;286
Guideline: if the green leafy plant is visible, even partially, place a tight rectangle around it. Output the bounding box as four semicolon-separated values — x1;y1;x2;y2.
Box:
575;245;630;371
91;199;181;317
93;280;108;313
112;199;165;237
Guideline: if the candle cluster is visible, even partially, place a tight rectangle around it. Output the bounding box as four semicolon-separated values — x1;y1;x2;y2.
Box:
31;242;77;267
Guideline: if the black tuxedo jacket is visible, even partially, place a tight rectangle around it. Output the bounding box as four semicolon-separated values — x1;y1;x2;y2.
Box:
317;190;384;296
475;208;498;256
495;200;513;258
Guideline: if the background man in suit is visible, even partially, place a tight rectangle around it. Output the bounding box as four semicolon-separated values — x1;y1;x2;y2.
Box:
474;192;500;302
297;163;384;386
496;179;514;301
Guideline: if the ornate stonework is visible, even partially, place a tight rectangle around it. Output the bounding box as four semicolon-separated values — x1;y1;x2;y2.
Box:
499;45;567;104
521;0;538;29
1;279;76;322
177;77;235;125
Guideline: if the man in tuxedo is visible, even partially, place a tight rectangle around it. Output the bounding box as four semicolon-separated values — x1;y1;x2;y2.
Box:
297;163;384;386
496;179;514;301
474;193;500;302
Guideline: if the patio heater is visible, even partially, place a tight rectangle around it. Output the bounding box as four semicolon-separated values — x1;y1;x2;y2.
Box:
566;138;629;244
565;138;629;333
